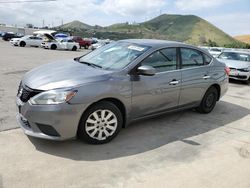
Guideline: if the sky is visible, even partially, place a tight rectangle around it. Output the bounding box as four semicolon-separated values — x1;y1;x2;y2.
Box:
0;0;249;36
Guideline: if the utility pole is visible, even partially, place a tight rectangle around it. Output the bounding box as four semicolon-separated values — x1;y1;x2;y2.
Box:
42;19;45;28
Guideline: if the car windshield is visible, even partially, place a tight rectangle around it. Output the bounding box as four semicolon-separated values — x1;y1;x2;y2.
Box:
218;52;250;62
79;41;150;70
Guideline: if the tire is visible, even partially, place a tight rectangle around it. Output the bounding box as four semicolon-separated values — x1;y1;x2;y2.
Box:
196;86;218;114
77;101;123;144
72;46;77;51
244;78;250;85
20;41;26;47
51;44;57;50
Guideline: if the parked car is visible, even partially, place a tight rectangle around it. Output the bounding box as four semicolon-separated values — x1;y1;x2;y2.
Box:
208;48;223;57
90;40;112;50
217;50;250;84
71;36;91;49
16;39;228;144
10;35;43;47
2;32;21;41
42;34;79;51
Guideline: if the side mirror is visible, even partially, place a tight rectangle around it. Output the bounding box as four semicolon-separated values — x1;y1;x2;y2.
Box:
137;65;156;76
74;57;80;61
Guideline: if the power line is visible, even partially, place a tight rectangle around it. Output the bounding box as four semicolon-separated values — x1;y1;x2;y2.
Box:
0;0;56;3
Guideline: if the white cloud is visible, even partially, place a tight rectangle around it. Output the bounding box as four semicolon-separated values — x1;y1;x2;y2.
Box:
175;0;235;11
0;0;167;27
101;0;167;16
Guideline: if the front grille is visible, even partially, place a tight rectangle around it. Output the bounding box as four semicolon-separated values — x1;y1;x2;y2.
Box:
229;75;247;79
18;83;41;103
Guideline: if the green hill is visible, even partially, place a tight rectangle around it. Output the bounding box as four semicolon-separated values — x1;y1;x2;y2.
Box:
55;14;245;47
58;20;93;30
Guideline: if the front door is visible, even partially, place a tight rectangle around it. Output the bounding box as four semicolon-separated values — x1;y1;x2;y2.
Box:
131;48;181;118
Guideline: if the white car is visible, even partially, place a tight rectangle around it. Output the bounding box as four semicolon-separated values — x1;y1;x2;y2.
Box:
42;34;79;51
10;35;43;47
217;50;250;84
208;48;223;57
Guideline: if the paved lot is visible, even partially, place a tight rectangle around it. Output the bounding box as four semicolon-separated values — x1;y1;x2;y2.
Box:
0;40;250;188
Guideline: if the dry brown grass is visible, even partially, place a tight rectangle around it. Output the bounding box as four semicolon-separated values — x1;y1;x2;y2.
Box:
235;35;250;44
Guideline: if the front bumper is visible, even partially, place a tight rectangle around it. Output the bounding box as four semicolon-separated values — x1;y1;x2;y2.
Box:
229;69;250;81
16;97;87;140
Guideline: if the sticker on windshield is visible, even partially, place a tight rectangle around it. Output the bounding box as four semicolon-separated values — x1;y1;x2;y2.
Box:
128;45;145;51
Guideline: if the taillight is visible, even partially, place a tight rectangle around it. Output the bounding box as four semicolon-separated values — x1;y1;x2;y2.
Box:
224;66;230;76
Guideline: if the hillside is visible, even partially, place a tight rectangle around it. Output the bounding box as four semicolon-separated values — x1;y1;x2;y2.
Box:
55;14;242;46
235;35;250;44
58;20;93;30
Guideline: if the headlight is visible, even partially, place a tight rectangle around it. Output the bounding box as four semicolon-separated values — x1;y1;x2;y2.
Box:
240;67;250;72
30;90;77;105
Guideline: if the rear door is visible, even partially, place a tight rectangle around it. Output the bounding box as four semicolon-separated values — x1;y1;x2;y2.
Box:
131;48;181;118
179;47;212;106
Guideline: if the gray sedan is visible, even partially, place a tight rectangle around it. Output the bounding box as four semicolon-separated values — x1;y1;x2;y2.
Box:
217;50;250;84
16;39;228;144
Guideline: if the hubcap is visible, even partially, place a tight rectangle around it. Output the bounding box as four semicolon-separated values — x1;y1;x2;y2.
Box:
205;93;215;108
85;109;118;140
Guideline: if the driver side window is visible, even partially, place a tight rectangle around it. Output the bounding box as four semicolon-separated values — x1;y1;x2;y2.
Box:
141;48;177;73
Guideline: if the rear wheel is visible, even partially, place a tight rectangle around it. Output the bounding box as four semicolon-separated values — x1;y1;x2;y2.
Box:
196;86;218;114
51;44;57;50
72;46;77;51
77;101;123;144
20;41;26;47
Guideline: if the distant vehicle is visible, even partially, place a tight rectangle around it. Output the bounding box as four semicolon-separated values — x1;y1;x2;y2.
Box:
16;39;228;144
217;51;250;84
42;34;79;51
71;36;91;49
2;32;23;41
10;35;43;47
55;33;68;39
208;48;223;57
90;41;110;50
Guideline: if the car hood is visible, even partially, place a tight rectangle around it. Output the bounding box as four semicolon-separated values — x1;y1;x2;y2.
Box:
22;60;113;90
217;58;250;69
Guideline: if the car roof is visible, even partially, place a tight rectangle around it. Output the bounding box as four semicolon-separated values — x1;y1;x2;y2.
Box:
120;39;183;48
119;39;211;56
222;50;250;55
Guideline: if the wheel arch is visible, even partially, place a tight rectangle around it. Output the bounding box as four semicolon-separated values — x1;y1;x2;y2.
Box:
80;97;127;128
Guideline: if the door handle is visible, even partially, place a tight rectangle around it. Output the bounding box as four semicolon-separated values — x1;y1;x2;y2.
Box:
169;80;180;85
203;75;211;79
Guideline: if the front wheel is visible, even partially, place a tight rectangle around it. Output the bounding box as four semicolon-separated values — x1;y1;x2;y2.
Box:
72;46;77;51
77;101;123;144
196;86;218;114
51;44;57;50
20;41;26;47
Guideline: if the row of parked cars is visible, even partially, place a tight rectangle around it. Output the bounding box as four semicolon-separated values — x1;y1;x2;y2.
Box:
1;31;111;51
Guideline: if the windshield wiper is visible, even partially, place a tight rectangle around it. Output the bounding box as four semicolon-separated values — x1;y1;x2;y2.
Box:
79;61;103;69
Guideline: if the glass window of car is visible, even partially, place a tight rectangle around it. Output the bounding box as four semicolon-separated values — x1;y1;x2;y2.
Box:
141;48;177;72
181;48;204;68
67;39;74;42
218;52;250;62
204;54;212;65
79;42;150;70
